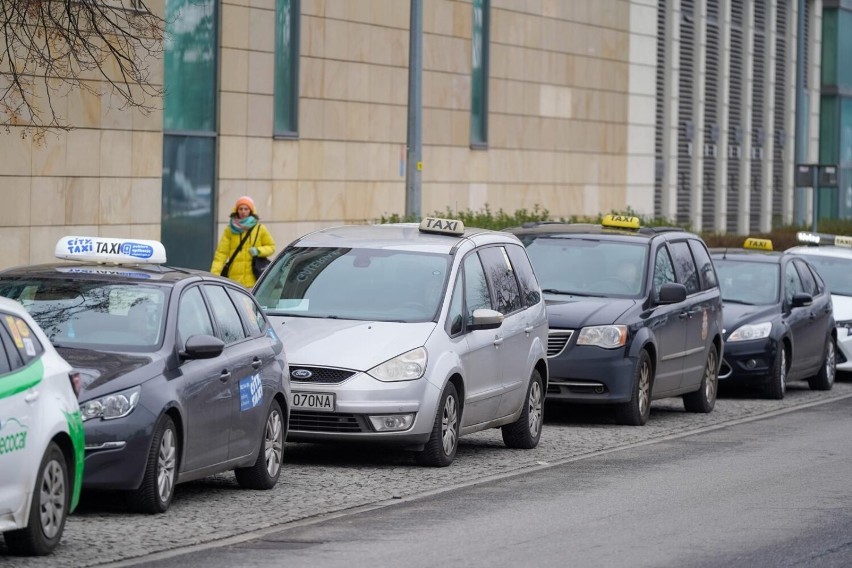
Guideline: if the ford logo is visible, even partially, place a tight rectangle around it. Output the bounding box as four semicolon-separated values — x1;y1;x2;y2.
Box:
291;369;313;380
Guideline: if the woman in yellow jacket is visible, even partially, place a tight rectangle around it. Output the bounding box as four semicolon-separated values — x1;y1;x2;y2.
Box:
210;196;276;288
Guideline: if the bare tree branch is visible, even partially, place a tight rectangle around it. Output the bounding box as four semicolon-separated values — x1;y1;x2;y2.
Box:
0;0;165;138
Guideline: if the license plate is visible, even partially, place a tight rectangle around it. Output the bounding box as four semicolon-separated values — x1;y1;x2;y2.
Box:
291;392;335;412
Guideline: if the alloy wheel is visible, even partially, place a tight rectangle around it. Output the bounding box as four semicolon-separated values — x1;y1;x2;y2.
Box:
157;428;177;504
39;459;66;539
441;395;458;456
265;409;284;477
528;380;543;438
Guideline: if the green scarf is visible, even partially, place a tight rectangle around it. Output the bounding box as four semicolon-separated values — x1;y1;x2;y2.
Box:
230;215;257;234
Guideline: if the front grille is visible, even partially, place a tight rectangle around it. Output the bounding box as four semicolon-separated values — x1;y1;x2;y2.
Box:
547;330;574;357
289;411;365;433
289;366;355;384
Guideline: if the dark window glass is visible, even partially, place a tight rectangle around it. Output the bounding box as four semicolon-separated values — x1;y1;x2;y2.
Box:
463;253;492;324
178;287;215;344
275;0;300;136
162;135;216;270
794;259;817;295
470;0;490;146
669;241;700;294
446;272;464;336
785;261;804;303
0;313;44;365
688;239;718;289
505;243;541;307
0;324;24;370
204;285;248;344
653;246;677;300
479;246;522;314
0;327;11;375
229;288;267;336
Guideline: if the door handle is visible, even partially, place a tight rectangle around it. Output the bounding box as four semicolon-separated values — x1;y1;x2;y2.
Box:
493;337;504;346
219;371;231;382
251;358;263;369
524;326;534;334
25;391;40;403
678;311;689;319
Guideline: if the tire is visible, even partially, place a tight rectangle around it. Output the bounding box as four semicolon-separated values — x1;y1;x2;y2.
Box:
501;369;544;449
4;442;70;556
764;345;787;400
614;350;652;426
235;400;285;489
808;336;836;391
683;345;719;413
416;383;459;467
128;415;178;514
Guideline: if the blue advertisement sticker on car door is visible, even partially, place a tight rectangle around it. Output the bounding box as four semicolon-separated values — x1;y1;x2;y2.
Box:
239;373;263;411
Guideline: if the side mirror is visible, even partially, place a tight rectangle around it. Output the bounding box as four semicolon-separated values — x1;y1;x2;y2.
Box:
790;292;813;308
469;308;504;331
181;334;225;360
657;282;687;304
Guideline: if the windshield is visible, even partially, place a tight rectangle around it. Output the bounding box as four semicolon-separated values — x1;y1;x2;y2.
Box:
520;236;648;298
713;259;779;305
0;278;168;351
792;254;852;296
254;247;451;322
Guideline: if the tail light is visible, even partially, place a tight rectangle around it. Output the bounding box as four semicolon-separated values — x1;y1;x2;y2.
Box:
69;371;82;397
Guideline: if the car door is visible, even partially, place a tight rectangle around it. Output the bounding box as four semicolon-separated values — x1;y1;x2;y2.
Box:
202;284;265;462
224;286;280;460
794;258;833;371
175;286;231;471
782;260;818;377
647;244;688;395
0;319;42;518
457;252;503;427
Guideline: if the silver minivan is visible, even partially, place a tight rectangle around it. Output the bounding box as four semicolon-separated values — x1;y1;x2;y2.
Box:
253;218;549;466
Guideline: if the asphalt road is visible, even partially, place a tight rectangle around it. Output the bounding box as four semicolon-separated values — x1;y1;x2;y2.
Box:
127;396;852;568
4;379;852;567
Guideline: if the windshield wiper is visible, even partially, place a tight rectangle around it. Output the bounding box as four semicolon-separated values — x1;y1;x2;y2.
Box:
541;289;606;298
722;298;756;305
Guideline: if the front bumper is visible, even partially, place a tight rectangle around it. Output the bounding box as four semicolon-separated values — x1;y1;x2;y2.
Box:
718;337;778;386
835;326;852;372
546;345;636;404
81;405;157;491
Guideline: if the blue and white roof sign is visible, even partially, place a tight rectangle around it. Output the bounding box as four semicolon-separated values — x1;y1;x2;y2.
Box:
55;236;167;265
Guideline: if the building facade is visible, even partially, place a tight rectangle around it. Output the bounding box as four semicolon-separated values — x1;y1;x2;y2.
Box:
0;0;837;271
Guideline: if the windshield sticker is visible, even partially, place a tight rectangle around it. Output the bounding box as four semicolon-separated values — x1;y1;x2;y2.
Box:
0;417;28;456
23;337;36;357
5;315;24;348
239;373;263;412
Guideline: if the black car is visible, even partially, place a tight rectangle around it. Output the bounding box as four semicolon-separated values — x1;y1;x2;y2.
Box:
507;216;723;426
0;236;291;513
711;240;836;399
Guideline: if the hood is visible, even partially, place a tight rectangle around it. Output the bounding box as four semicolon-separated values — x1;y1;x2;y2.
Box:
830;294;852;322
57;347;157;400
544;296;635;328
271;317;437;371
721;303;777;336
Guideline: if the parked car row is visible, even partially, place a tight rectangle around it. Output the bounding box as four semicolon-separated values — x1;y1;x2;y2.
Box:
0;219;846;555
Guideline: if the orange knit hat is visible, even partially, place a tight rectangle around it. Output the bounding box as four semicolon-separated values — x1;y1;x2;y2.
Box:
233;195;255;214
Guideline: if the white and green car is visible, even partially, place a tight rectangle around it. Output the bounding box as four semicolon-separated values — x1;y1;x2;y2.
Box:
0;296;84;556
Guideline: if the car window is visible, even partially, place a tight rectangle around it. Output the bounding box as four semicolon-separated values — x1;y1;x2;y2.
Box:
1;313;45;365
785;261;804;304
478;246;522;315
505;243;541;307
229;288;268;337
653;246;677;300
714;259;779;304
688;240;718;290
177;286;214;344
791;253;852;296
446;271;464;336
669;241;700;294
204;285;248;344
0;326;12;375
464;252;492;323
793;259;818;295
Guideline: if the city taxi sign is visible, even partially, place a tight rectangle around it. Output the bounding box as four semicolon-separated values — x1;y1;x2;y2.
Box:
797;231;852;248
602;214;641;230
55;236;167;264
419;217;465;236
743;237;773;251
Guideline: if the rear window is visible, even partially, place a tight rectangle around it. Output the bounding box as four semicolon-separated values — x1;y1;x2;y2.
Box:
0;313;45;373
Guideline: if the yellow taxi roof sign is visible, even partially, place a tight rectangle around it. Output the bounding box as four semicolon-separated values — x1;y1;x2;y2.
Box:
419;217;465;236
743;237;773;251
602;214;640;230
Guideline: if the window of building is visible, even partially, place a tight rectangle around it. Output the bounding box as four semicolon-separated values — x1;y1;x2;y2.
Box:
275;0;300;137
470;0;490;147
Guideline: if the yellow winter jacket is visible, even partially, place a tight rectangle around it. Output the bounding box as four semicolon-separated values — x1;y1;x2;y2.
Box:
210;224;276;288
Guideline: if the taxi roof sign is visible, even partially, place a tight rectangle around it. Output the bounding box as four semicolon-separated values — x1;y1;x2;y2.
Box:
601;214;641;230
796;231;852;249
743;237;773;251
419;217;465;236
56;236;167;265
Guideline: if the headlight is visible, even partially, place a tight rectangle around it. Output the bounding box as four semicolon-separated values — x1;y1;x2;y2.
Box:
576;325;628;349
727;322;771;342
80;386;141;422
369;347;427;382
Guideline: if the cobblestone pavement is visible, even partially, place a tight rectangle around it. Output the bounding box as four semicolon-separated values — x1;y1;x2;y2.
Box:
4;380;852;567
